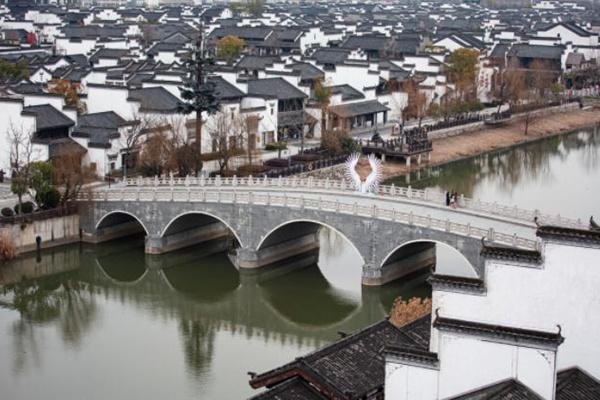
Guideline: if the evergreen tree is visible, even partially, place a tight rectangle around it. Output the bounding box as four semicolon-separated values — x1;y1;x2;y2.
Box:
178;27;220;155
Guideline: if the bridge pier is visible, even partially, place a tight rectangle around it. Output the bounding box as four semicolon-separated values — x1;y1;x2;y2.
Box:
145;223;232;255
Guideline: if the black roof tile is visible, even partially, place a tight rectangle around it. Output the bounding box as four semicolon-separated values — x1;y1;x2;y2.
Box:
450;379;544;399
556;367;600;400
21;104;75;131
247;78;307;100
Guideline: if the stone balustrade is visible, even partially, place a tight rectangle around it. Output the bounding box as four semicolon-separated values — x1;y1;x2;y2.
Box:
119;175;584;230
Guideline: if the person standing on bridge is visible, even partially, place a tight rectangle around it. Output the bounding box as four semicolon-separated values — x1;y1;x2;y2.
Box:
446;191;451;207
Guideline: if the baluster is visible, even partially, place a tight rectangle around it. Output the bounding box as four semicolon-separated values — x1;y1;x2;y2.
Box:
488;227;495;242
445;219;450;232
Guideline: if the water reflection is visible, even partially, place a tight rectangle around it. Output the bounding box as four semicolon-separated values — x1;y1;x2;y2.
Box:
387;125;600;219
1;234;432;399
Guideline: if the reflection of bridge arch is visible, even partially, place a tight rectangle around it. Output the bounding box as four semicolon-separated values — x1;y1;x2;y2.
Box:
159;258;241;303
73;248;394;344
95;210;149;235
381;239;478;278
95;258;149;286
160;211;243;246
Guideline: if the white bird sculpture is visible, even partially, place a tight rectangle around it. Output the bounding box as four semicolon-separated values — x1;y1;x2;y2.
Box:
345;153;382;194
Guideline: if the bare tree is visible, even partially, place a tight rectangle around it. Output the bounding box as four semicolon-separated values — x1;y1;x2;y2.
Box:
8;122;35;213
139;130;173;177
52;152;94;207
401;79;428;129
207;111;245;174
240;113;260;167
119;112;164;179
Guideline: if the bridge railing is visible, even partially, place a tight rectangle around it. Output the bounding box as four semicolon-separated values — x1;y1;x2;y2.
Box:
83;187;540;251
122;175;585;230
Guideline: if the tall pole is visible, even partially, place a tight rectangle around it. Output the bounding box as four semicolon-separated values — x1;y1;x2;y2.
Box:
195;25;204;154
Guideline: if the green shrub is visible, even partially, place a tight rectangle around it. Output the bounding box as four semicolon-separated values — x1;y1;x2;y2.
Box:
14;201;34;214
36;188;61;209
1;207;14;217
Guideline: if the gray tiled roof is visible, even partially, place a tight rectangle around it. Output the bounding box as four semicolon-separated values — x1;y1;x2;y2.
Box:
128;87;180;112
207;75;245;101
247;78;307;100
250;316;431;399
21;104;75;131
236;55;279;71
508;44;563;60
450;379;544;399
328;100;389;118
328;84;364;101
556;367;600;399
248;377;326;400
77;111;129;129
310;48;350;65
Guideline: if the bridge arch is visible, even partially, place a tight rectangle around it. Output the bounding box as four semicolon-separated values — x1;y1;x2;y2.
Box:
381;239;478;280
94;210;149;242
160;211;243;246
256;219;365;264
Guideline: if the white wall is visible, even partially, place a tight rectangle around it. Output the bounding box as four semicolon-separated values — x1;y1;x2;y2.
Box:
385;361;438;400
433;241;600;379
0;100;38;171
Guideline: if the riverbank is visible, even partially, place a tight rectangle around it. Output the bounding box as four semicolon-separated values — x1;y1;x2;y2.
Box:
302;107;600;181
384;107;600;179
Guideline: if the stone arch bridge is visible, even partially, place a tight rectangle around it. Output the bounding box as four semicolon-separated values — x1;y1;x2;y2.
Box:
78;176;583;286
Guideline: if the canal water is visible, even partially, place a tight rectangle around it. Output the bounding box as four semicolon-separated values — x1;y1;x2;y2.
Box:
1;126;599;399
386;125;600;220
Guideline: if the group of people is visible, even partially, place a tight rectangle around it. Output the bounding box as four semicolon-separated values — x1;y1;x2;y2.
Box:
445;190;459;208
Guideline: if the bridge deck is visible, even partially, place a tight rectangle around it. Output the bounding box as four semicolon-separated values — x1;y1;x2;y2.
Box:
75;175;588;251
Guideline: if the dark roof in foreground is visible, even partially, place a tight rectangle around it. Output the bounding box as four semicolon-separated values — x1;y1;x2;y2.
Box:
434;316;564;349
556;367;600;399
248;377;326;400
536;225;600;245
249;316;431;399
480;243;542;264
450;379;544;399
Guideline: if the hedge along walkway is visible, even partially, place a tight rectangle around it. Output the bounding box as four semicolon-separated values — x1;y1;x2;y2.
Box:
376;108;600;180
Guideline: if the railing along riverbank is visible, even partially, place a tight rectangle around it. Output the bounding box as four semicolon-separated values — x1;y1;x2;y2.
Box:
82;185;539;251
118;175;585;230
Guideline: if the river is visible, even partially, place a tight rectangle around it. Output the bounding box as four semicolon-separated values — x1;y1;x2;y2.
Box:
1;126;599;399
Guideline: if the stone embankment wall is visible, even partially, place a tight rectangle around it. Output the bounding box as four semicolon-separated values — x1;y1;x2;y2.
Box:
1;214;80;254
